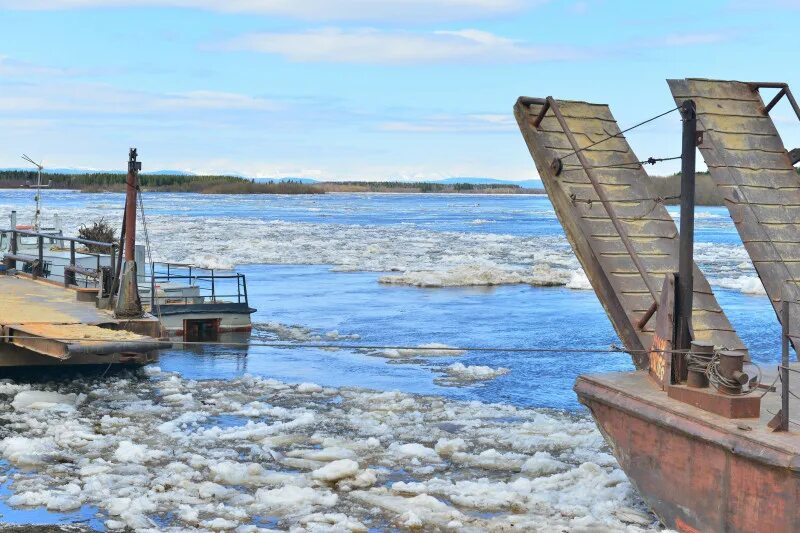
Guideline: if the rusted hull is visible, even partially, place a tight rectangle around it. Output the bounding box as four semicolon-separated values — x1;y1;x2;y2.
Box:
576;374;800;533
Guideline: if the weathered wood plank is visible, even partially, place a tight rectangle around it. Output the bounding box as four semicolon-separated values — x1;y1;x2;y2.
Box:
668;78;800;347
515;94;746;364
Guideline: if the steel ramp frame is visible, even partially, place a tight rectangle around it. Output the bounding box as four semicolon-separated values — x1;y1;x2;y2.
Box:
667;79;800;351
515;96;745;368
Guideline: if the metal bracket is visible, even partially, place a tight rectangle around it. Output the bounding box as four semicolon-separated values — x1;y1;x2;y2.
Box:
550;157;563;176
790;148;800;165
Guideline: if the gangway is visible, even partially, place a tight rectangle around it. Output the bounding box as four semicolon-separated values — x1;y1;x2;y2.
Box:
514;96;745;368
667;79;800;349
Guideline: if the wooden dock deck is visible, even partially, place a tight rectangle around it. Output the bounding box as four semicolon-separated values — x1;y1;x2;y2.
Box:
0;274;164;366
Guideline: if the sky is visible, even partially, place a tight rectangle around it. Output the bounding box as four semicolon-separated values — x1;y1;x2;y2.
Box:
0;0;798;181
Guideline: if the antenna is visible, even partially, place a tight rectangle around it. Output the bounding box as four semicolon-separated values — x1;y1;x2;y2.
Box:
21;153;44;231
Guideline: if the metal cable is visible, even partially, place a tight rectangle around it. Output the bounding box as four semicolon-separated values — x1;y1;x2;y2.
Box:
568;193;680;205
568;193;681;221
2;335;693;355
136;186;163;328
760;372;781;399
705;352;763;396
686;351;713;374
556;106;681;162
561;155;682;171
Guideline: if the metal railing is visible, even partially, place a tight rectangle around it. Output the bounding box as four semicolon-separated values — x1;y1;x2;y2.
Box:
1;228;117;295
142;262;249;309
1;230;248;312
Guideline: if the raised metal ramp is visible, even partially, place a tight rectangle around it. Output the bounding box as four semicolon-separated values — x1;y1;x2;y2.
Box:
514;97;745;367
667;79;800;346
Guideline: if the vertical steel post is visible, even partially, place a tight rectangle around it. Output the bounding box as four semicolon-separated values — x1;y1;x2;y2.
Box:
211;269;216;302
675;100;697;380
124;149;139;262
66;240;76;286
782;299;790;431
242;274;248;307
109;244;117;288
36;235;44;278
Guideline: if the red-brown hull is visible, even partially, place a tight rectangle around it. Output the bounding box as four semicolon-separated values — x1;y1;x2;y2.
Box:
576;374;800;533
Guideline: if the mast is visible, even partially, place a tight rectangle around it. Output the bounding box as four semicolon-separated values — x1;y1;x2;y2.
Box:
114;148;143;318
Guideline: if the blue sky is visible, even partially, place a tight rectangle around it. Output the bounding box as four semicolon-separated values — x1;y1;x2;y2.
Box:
0;0;797;180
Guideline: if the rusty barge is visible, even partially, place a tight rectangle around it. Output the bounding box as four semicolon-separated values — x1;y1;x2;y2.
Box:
516;79;800;532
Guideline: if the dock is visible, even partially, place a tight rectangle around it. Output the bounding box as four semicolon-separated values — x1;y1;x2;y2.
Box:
0;273;163;366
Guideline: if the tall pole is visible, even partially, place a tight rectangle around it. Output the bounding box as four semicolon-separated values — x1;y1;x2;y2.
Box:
21;154;44;231
676;99;697;378
115;148;143;318
34;165;42;231
124;148;140;261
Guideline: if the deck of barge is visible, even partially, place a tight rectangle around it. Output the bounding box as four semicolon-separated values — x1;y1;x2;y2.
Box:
577;368;800;456
0;274;163;366
575;369;800;532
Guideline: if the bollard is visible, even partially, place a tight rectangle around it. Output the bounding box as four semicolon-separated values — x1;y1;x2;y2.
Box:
687;340;713;388
718;350;747;395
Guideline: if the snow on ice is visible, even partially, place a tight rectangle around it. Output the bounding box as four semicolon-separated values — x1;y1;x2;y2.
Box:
0;369;662;532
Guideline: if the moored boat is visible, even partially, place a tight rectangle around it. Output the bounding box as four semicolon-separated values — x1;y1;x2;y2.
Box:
515;80;800;532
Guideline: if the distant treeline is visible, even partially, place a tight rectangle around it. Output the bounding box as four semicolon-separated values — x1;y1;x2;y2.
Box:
0;171;320;194
315;181;544;194
0;171;548;195
647;172;723;206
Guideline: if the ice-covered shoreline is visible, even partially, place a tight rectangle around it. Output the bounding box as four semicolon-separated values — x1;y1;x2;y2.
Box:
0;370;662;532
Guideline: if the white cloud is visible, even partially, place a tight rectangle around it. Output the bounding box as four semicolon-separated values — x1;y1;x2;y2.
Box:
0;83;281;114
0;0;537;20
379;113;516;132
223;28;588;65
155;91;281;111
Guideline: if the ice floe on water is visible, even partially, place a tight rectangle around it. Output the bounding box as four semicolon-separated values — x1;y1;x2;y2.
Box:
253;323;360;343
0;370;663;532
709;275;766;295
379;264;575;288
438;363;510;383
253;322;506;386
0;200;765;295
